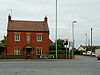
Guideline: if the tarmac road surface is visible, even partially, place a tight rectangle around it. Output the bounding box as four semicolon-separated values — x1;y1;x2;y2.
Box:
0;55;100;75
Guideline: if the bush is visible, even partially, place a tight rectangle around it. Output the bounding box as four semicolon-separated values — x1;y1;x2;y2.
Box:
49;50;65;54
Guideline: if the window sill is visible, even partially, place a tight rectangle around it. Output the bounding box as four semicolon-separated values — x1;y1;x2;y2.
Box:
15;40;20;42
37;40;43;42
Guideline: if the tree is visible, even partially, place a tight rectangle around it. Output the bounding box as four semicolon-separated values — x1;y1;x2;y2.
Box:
49;39;65;50
49;39;66;54
0;36;7;47
86;46;96;52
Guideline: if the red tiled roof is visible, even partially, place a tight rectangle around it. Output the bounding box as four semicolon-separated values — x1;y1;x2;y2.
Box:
7;20;49;32
80;46;100;49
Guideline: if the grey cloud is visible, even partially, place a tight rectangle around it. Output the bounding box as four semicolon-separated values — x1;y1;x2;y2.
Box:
0;0;100;47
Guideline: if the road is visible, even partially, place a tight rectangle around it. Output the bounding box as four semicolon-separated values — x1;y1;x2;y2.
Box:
0;55;100;75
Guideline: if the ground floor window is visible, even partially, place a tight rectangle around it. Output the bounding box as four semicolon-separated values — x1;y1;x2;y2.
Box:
14;47;20;55
36;47;43;55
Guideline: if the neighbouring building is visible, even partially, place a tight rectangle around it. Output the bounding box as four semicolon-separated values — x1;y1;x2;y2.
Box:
78;45;100;52
7;14;52;58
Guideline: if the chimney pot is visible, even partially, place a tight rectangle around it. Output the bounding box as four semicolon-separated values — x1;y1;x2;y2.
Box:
44;16;48;22
8;14;11;21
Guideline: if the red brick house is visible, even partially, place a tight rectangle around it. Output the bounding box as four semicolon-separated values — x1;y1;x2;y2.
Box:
7;14;52;58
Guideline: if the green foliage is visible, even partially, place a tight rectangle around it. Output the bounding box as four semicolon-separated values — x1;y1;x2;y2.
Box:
49;50;66;55
49;39;66;55
49;39;66;50
0;36;7;47
86;46;96;52
49;44;56;50
73;49;84;55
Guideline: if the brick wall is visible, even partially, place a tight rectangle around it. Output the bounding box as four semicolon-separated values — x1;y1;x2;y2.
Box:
7;31;52;57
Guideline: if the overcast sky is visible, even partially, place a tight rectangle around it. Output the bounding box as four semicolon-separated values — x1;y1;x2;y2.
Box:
0;0;100;48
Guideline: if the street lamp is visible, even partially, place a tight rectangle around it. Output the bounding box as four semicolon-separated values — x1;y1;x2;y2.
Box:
85;34;87;46
55;0;58;59
72;21;77;58
91;28;93;56
72;21;77;48
85;34;87;54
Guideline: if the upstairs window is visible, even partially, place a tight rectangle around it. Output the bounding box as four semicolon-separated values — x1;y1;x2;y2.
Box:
14;33;21;41
14;47;20;55
26;33;31;43
37;33;43;42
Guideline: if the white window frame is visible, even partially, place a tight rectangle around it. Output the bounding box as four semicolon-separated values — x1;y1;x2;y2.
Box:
14;33;21;41
37;33;43;42
14;47;20;55
36;47;43;55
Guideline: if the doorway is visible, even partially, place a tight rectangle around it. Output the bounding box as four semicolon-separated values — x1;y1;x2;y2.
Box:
26;48;32;58
26;48;32;54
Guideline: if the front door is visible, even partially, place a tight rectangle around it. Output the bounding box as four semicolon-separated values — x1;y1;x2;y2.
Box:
26;48;32;58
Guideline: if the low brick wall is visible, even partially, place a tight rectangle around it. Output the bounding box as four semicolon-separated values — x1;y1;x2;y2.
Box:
0;54;27;59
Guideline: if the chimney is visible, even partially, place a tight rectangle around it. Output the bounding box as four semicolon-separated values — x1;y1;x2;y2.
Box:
44;16;48;22
8;14;11;21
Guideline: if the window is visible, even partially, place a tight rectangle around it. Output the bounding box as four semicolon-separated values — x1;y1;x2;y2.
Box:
37;33;43;42
36;47;43;55
14;47;20;55
14;33;21;41
26;33;31;43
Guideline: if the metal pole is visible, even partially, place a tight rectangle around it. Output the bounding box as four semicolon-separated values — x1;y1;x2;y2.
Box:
91;28;92;56
72;21;77;58
72;22;74;58
66;45;67;59
85;34;87;54
9;8;12;16
85;34;87;46
69;48;70;59
55;0;58;59
72;22;74;49
72;21;77;48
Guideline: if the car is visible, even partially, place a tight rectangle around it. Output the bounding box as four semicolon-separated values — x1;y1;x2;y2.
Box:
96;55;100;60
83;52;86;55
92;52;95;56
83;51;95;56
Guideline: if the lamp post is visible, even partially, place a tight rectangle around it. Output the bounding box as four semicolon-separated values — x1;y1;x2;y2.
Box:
72;21;77;48
85;34;87;46
72;21;77;58
85;34;87;54
55;0;58;59
91;28;92;56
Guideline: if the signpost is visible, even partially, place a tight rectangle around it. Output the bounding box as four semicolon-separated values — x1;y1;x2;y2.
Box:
69;41;73;59
64;40;75;59
64;39;68;59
